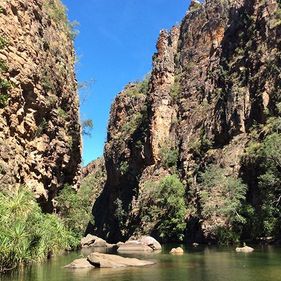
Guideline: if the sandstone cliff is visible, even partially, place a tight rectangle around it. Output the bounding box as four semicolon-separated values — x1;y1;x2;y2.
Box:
0;0;81;211
89;0;281;243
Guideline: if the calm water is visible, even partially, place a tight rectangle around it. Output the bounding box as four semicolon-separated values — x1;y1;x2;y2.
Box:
1;245;281;281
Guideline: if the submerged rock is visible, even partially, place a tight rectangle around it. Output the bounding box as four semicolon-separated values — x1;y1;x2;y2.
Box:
87;253;155;268
235;246;254;253
170;247;184;255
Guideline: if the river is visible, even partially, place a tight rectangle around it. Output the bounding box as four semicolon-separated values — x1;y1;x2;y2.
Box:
1;245;281;281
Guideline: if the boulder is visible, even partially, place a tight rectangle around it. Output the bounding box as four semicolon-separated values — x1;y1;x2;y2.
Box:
87;253;155;268
81;234;99;248
170;247;184;255
93;238;107;247
106;243;118;252
81;234;107;248
64;258;93;269
117;241;153;253
235;246;254;253
138;236;162;251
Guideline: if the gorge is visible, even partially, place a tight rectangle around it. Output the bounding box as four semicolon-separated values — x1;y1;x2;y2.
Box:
0;0;281;278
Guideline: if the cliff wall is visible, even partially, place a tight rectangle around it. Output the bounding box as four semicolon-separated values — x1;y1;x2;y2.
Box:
0;0;81;211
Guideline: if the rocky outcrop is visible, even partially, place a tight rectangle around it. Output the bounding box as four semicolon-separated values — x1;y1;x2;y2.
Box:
0;0;81;210
88;0;281;243
82;157;105;178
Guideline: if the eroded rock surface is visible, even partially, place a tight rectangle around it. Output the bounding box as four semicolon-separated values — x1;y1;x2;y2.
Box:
0;0;81;210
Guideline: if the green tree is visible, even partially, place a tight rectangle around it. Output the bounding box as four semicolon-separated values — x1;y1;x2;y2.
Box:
140;175;186;242
199;165;247;243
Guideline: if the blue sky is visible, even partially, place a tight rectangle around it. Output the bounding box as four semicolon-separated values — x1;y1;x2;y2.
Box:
62;0;190;166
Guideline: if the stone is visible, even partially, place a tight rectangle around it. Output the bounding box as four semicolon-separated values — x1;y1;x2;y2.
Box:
235;246;254;253
87;253;155;268
138;236;162;250
117;241;153;253
170;247;184;255
64;258;93;269
93;238;107;247
106;243;118;252
81;234;99;248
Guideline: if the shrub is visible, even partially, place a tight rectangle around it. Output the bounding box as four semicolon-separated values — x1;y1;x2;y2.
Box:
0;36;7;49
122;112;143;135
125;75;150;97
119;161;129;175
0;187;75;273
56;173;104;240
170;75;182;101
160;146;179;169
57;107;67;119
140;175;186;242
0;79;11;108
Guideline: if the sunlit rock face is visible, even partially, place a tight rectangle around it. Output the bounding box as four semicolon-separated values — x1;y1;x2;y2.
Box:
88;0;281;243
0;0;82;211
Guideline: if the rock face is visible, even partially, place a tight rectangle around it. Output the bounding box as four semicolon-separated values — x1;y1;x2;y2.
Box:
88;0;281;243
0;0;81;210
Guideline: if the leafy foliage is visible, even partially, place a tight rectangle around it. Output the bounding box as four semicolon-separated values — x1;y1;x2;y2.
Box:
140;175;186;242
81;119;93;136
198;165;247;243
242;117;281;238
56;172;104;240
0;187;75;273
160;146;179;169
125;76;150;97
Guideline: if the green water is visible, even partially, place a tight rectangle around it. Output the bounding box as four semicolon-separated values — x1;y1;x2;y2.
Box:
1;245;281;281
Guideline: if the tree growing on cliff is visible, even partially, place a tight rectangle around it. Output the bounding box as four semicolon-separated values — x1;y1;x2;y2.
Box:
140;175;186;242
198;165;247;243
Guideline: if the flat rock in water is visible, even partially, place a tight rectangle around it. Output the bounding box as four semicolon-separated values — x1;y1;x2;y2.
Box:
64;258;93;269
87;252;155;268
236;246;254;253
117;241;153;253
